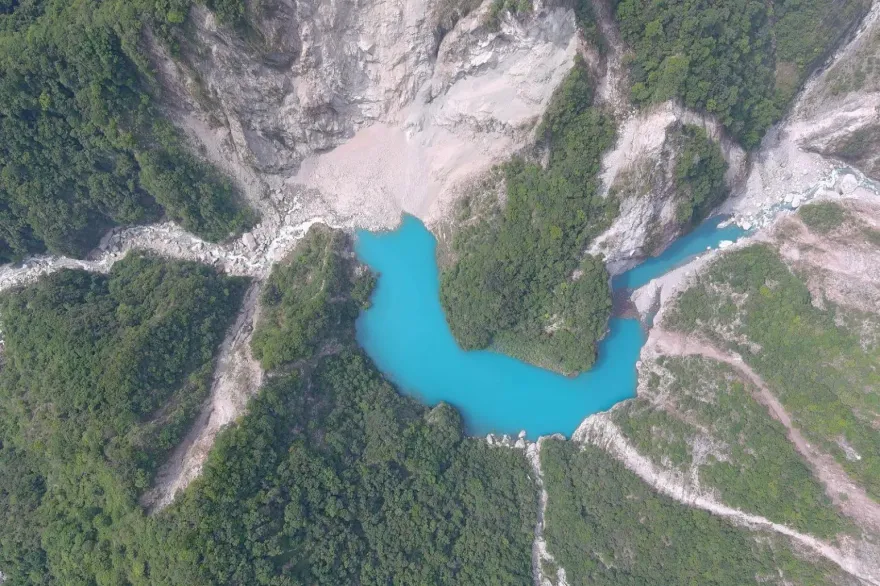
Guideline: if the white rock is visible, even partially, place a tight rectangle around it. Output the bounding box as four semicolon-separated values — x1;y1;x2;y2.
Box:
840;173;860;194
159;1;580;232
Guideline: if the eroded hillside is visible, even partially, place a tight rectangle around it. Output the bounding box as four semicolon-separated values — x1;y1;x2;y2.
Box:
576;202;880;586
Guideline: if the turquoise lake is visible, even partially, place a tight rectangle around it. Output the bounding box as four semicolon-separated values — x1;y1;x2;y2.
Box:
355;215;746;438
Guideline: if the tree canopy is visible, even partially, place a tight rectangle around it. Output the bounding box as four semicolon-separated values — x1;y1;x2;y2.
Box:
0;253;247;584
0;0;255;262
440;59;616;374
615;0;869;148
0;227;537;585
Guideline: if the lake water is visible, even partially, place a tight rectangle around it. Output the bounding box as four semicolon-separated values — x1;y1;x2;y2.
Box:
355;215;746;438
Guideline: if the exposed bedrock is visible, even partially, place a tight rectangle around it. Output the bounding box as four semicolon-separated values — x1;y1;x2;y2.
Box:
154;0;579;231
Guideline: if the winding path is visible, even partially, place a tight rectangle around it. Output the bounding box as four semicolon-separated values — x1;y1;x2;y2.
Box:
648;328;880;535
575;414;880;586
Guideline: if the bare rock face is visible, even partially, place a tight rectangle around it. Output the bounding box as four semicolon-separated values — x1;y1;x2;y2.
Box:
790;6;880;183
589;102;746;274
152;0;579;231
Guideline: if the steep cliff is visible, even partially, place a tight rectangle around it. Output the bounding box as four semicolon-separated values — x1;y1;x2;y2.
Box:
154;0;579;231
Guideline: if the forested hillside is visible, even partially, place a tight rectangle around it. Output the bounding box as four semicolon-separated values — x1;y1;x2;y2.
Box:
669;124;729;227
615;356;850;536
0;1;876;585
159;226;537;585
667;239;880;499
614;0;870;147
0;227;537;585
0;0;254;262
440;57;617;374
0;254;247;583
541;440;859;586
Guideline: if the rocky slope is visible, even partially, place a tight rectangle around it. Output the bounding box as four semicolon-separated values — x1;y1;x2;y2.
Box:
0;0;584;512
589;103;747;272
605;200;880;585
592;1;880;274
0;0;580;292
567;4;880;583
155;0;579;231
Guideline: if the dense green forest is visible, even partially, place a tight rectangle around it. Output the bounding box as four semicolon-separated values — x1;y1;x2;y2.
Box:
0;0;254;262
0;254;247;584
667;242;880;499
614;0;870;147
541;439;856;586
440;59;617;374
670;124;729;227
0;228;537;585
162;226;536;585
797;200;849;233
251;226;375;370
615;356;849;537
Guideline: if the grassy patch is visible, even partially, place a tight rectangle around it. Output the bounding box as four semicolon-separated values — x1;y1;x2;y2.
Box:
862;226;880;247
820;125;880;180
616;356;851;537
486;0;532;29
799;201;849;234
826;27;880;95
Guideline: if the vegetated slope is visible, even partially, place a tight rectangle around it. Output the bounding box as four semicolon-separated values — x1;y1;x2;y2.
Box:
250;225;375;370
541;439;861;586
0;226;537;585
614;0;870;147
615;355;850;537
440;58;617;375
0;255;247;584
590;110;737;266
665;226;880;501
155;225;536;585
0;0;254;262
668;124;729;228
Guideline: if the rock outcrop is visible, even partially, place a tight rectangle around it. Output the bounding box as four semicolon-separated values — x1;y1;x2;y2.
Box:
0;0;582;295
153;0;579;232
589;103;746;273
